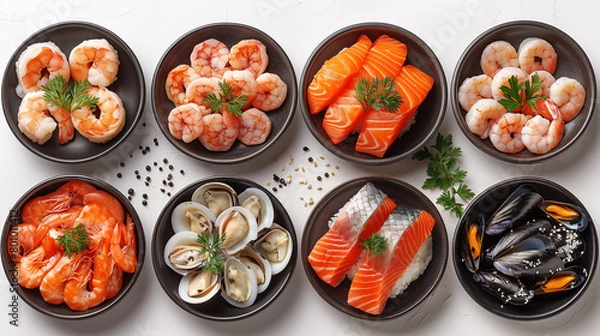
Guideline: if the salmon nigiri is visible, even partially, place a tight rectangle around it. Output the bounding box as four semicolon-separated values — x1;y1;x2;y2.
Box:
322;35;407;144
308;183;397;287
347;206;435;315
307;35;372;114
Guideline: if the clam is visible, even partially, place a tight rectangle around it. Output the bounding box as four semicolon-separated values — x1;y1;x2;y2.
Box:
254;224;292;275
216;206;258;254
191;182;238;217
540;200;589;232
178;270;221;304
164;231;207;276
238;187;274;232
237;245;272;293
221;257;258;308
171;201;216;234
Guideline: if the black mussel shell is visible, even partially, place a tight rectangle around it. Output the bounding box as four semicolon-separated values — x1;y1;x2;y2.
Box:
487;218;553;261
462;213;485;273
473;271;534;305
492;235;565;278
533;266;588;295
486;192;544;236
550;224;586;263
541;200;589;232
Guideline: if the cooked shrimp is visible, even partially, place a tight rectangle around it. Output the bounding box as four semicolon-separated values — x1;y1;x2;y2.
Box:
458;74;493;112
71;86;126;143
17;91;57;144
465;99;506;139
222;70;258;103
238;108;272;145
33;205;83;246
529;70;555;97
83;190;125;223
186;77;220;108
39;253;81;305
491;67;528;102
21;189;74;225
480;41;519;78
48;105;75;144
521;99;564;154
15;42;70;97
199;110;240;151
56;180;97;205
190;38;229;78
106;265;123;300
166;64;200;106
489;113;529;154
229;39;268;78
8;223;36;263
75;204;117;251
168;103;205;143
549;77;586;122
252;73;287;111
110;215;137;273
69;39;119;87
18;245;61;289
518;37;557;74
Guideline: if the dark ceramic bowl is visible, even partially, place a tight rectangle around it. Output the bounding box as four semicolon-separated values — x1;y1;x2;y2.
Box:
453;176;598;320
151;176;297;321
299;23;446;165
1;21;145;163
152;23;297;164
451;21;596;164
0;175;146;319
301;176;448;320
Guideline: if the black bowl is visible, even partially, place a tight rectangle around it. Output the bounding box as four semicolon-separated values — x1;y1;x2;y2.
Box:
451;20;596;164
299;22;447;165
151;23;297;164
151;176;297;321
1;21;145;163
1;175;146;319
452;176;598;320
301;176;448;320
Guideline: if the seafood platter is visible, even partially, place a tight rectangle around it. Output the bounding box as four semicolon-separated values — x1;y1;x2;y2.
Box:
299;22;447;165
1;175;145;318
152;23;297;164
453;177;597;319
151;177;297;320
1;21;145;163
451;21;596;163
301;177;448;320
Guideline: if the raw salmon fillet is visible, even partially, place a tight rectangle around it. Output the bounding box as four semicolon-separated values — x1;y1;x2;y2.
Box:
307;183;397;287
307;35;372;114
347;206;435;315
394;65;434;115
322;35;407;144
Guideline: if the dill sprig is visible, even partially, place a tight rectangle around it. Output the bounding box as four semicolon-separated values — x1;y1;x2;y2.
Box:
204;80;248;116
42;76;99;112
355;76;402;112
56;223;91;257
196;232;226;275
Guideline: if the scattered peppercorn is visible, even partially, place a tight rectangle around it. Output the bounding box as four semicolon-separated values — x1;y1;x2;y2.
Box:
116;173;122;178
134;170;139;175
145;165;151;172
144;182;149;186
167;192;171;197
119;162;125;168
142;193;148;199
162;180;167;185
324;172;330;178
146;176;151;182
145;146;150;152
128;188;134;195
141;150;147;155
153;162;158;166
302;146;309;152
167;174;173;180
136;175;141;180
180;169;185;175
159;167;163;172
160;188;165;193
138;146;143;150
168;164;174;170
317;176;322;181
168;181;174;187
272;187;277;192
142;200;148;206
308;157;314;163
163;158;168;164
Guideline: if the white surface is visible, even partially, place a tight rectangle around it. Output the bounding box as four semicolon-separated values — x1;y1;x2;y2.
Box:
1;0;599;335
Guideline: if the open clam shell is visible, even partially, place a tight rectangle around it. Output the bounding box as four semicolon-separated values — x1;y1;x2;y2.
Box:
191;182;239;217
216;206;258;255
238;187;274;232
164;231;206;276
237;245;272;294
178;270;221;304
254;224;292;275
171;201;216;234
221;257;258;308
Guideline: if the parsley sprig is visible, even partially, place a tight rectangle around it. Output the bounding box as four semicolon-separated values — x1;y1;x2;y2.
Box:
204;80;248;116
196;232;226;275
355;76;402;112
498;74;545;111
42;75;99;112
360;233;388;257
56;223;91;257
413;133;474;217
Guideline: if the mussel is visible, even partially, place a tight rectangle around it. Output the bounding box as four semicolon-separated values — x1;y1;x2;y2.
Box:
486;218;553;261
492;235;564;278
486;190;543;236
192;182;238;217
541;200;588;232
473;271;534;305
533;266;587;295
461;213;485;273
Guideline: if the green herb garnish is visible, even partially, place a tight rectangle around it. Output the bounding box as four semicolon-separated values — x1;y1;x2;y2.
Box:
413;133;474;217
196;232;226;275
355;76;402;112
69;79;100;111
361;233;388;257
42;75;99;112
498;74;545;111
56;223;91;257
205;80;248;116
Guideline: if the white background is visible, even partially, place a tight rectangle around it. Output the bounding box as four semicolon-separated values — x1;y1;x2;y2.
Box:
1;0;600;335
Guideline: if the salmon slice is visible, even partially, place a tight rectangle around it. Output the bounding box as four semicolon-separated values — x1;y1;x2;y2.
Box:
322;35;407;144
355;65;434;157
347;206;435;315
307;35;372;114
308;183;397;287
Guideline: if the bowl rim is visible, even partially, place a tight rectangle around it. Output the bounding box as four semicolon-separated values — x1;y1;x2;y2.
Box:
1;20;146;164
452;175;598;320
150;22;298;164
450;19;597;164
0;174;146;319
298;21;447;166
300;175;448;320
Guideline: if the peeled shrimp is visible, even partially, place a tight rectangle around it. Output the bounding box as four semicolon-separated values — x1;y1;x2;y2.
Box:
458;74;493;112
529;70;555;97
252;73;287;111
168;103;205;143
18;245;61;289
48;105;75;144
71;86;126;143
222;70;258;103
521;100;564;154
491;67;528;101
110;215;138;273
186;77;220;108
190;38;229;78
166;64;200;106
238;108;272;145
549;77;585;122
229;39;268;78
480;41;519;78
518;37;557;74
465;99;507;139
17;91;57;144
199;110;240;151
69;39;119;87
15;42;70;97
489;112;529;154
